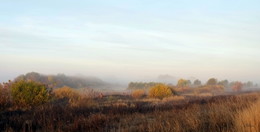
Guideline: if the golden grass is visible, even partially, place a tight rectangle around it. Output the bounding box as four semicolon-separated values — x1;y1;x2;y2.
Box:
1;90;260;132
235;96;260;132
162;95;185;102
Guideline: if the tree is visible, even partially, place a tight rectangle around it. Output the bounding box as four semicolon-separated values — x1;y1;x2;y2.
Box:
149;84;173;99
11;80;51;107
232;82;243;92
187;80;192;86
245;81;253;88
218;80;229;88
193;79;202;86
207;78;217;85
177;79;188;87
127;82;161;90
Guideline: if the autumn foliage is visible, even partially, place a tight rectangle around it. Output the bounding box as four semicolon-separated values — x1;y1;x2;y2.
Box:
11;80;51;107
131;89;145;99
149;84;173;99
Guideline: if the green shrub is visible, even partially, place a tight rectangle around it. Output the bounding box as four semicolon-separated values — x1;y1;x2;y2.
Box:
11;80;51;107
149;84;173;99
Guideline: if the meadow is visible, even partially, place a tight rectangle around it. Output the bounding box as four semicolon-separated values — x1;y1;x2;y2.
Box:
1;81;260;132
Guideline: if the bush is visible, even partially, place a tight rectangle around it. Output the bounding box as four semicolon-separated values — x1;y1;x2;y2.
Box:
131;89;145;99
53;86;81;105
11;80;51;107
0;83;11;109
148;84;173;99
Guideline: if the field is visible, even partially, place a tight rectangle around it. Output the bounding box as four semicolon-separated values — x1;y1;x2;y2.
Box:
1;89;260;132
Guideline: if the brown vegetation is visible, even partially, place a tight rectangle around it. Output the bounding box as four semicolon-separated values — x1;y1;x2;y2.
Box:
131;89;146;99
53;86;81;105
1;79;260;132
1;91;260;132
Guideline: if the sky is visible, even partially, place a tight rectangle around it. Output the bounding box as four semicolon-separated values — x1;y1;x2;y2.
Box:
0;0;260;84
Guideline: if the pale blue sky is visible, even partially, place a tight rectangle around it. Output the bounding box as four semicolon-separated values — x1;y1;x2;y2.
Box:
0;0;260;83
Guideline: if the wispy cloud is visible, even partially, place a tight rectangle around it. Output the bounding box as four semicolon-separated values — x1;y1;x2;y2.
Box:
0;0;260;83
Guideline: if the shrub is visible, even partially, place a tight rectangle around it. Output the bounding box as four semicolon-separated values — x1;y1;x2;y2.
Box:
0;83;11;109
53;86;81;105
131;89;145;99
11;80;51;107
148;84;173;99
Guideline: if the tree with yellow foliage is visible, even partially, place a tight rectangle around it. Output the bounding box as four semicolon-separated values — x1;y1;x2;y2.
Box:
149;84;173;99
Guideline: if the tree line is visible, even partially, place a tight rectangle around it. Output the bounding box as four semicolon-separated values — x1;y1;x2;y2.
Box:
128;78;258;92
14;72;110;89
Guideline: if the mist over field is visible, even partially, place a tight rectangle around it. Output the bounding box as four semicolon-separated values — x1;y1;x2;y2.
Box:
1;1;260;131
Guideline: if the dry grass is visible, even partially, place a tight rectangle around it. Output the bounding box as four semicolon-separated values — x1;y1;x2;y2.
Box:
162;95;185;102
131;89;146;99
1;91;260;132
235;96;260;132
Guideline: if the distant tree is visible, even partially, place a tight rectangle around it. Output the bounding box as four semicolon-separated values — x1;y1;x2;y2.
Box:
128;82;135;89
149;84;173;99
11;80;51;107
177;79;189;87
232;82;243;92
244;81;253;88
193;79;202;86
127;82;161;90
14;72;109;89
218;80;229;88
207;78;217;85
